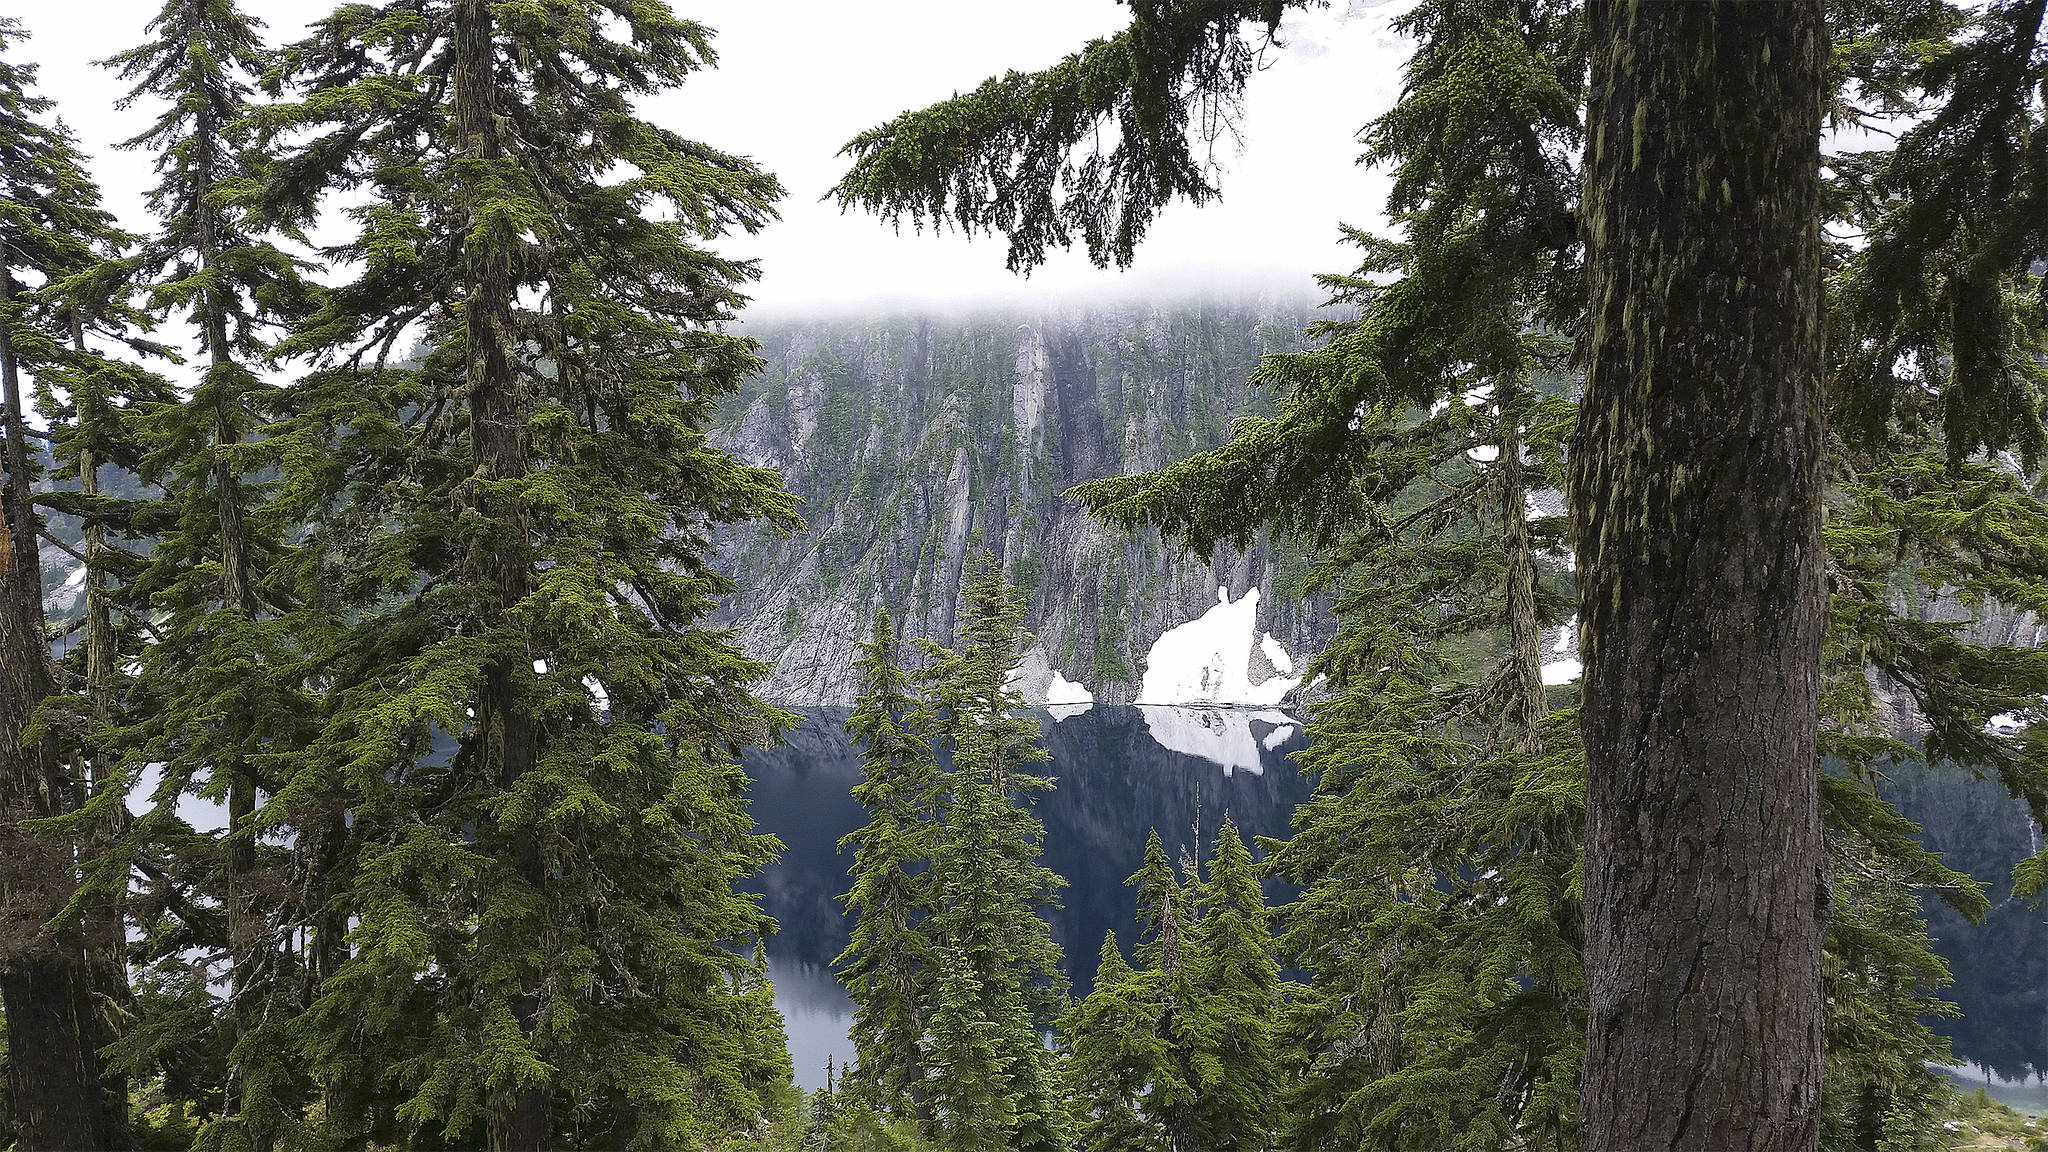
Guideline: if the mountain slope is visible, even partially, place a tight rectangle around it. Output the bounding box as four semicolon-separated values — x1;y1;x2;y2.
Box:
709;298;1339;706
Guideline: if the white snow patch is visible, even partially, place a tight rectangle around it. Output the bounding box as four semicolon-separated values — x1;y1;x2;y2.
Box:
1540;659;1582;686
1555;615;1576;654
1137;587;1301;706
1139;706;1298;777
1048;702;1094;722
1262;724;1297;750
1463;383;1494;407
1045;671;1093;706
533;658;549;674
583;676;611;714
1468;444;1501;463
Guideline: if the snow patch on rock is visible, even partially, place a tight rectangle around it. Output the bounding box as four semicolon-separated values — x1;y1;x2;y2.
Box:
1138;587;1302;706
1046;671;1093;706
1541;658;1582;686
1002;645;1094;713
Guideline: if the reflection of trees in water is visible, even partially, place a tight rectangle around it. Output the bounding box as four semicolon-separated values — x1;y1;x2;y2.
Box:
741;707;1312;999
747;714;2048;1089
1885;760;2048;1084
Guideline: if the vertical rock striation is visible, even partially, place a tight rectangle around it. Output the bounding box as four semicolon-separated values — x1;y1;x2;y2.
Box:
710;298;1337;706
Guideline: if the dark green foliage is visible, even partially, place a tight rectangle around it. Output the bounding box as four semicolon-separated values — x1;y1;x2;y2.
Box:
1185;819;1281;1151
915;558;1068;1152
209;1;803;1145
95;3;327;1140
834;561;1068;1150
1064;933;1173;1152
832;2;1303;273
836;0;2046;1148
1821;847;1964;1150
837;607;940;1118
0;19;167;1150
1065;820;1282;1152
1830;0;2048;469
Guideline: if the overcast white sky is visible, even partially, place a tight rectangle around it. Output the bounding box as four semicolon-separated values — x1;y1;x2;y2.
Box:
13;0;1416;318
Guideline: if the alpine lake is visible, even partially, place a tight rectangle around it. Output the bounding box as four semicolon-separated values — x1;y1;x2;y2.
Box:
741;706;2048;1109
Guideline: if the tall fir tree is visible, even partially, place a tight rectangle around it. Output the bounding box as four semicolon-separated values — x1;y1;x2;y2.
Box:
0;20;147;1149
245;2;800;1146
915;556;1068;1152
1064;931;1173;1152
836;606;940;1122
100;2;326;1141
1075;831;1204;1151
34;230;178;1152
1186;816;1281;1152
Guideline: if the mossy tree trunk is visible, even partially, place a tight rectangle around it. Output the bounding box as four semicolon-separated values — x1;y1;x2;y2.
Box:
67;312;137;1152
1572;2;1829;1149
0;269;113;1152
451;2;547;1147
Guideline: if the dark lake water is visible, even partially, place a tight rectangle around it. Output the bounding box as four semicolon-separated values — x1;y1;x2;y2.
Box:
742;707;2048;1102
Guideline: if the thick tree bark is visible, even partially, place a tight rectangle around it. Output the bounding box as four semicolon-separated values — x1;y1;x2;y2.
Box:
1571;3;1830;1150
0;268;113;1152
452;3;548;1148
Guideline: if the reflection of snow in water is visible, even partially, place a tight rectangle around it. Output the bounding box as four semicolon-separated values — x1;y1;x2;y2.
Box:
1139;705;1298;777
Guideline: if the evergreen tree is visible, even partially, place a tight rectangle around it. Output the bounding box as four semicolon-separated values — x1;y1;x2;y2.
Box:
1066;821;1283;1152
836;606;940;1120
33;227;177;1152
0;20;147;1148
833;2;2045;1148
915;557;1067;1152
1127;830;1204;1149
100;2;325;1141
248;2;799;1146
1063;932;1172;1152
1187;817;1281;1152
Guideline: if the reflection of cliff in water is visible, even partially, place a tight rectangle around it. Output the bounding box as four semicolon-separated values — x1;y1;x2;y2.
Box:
740;706;1312;1086
1884;760;2048;1088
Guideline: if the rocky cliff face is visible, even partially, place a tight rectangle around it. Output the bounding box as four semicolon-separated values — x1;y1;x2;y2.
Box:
708;298;1340;707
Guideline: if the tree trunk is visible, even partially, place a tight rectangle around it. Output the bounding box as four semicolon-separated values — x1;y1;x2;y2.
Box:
452;3;548;1148
191;76;267;1144
70;313;137;1152
0;268;113;1152
1571;3;1829;1149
